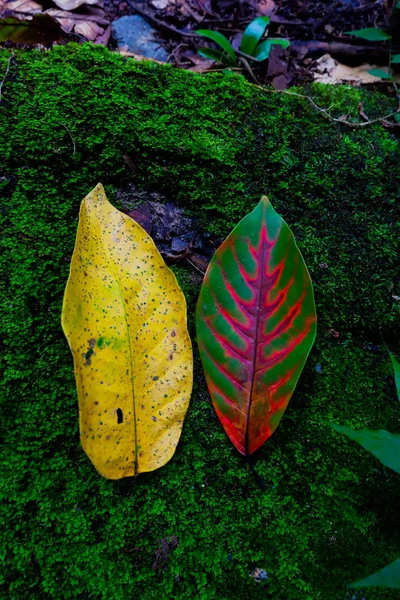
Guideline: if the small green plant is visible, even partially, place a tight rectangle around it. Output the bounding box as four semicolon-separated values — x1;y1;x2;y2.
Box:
331;345;400;589
345;2;400;93
197;16;289;67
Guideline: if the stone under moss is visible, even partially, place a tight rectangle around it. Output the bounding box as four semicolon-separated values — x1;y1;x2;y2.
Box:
0;43;400;600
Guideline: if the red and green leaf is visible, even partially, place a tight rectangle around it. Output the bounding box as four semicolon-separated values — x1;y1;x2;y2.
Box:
196;196;317;455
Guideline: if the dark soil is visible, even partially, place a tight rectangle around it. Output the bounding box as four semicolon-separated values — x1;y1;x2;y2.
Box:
116;182;221;276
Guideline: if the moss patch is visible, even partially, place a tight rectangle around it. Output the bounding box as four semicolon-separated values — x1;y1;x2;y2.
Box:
1;43;400;599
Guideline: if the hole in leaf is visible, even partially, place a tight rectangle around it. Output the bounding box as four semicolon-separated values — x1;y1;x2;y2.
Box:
117;408;123;424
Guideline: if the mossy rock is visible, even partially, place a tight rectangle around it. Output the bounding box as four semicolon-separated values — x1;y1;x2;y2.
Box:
1;43;400;600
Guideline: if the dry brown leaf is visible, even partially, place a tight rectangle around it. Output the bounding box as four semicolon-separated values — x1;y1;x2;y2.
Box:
94;21;110;44
51;0;100;10
0;12;65;42
84;5;105;17
45;6;108;39
187;61;215;72
46;8;107;25
313;54;400;84
0;0;109;42
151;0;168;8
3;0;42;14
46;12;74;30
74;18;102;39
181;50;215;71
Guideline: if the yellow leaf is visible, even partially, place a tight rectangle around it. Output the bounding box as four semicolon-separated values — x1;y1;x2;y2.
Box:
61;183;193;479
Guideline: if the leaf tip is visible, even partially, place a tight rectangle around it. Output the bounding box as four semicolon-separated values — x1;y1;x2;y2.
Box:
92;181;105;195
82;182;106;208
330;422;341;432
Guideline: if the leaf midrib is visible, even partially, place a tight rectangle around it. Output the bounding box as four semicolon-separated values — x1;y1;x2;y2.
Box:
245;206;268;455
95;208;139;477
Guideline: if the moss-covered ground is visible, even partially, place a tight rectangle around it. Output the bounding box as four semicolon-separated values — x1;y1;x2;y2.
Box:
1;43;400;599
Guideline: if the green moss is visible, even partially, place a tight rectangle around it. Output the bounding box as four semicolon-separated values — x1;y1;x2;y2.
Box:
0;43;400;600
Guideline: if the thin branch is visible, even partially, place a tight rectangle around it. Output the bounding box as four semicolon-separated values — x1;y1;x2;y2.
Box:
263;88;400;127
289;40;396;57
59;123;76;156
185;257;205;275
238;57;261;85
0;53;14;104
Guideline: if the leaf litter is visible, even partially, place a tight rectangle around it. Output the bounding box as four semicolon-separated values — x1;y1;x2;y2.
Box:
117;183;221;278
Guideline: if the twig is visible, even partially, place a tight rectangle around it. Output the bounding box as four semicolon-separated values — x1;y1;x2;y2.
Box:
238;57;261;85
358;101;370;122
254;85;400;128
236;54;400;128
185;257;205;275
0;53;14;104
59;123;76;156
290;40;397;57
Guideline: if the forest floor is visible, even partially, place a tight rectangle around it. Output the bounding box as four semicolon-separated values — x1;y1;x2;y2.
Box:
1;0;399;90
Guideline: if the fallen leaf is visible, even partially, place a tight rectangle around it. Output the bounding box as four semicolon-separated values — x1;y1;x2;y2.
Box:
45;6;108;40
45;8;74;31
351;558;400;589
313;53;400;84
51;0;100;10
61;183;193;479
272;73;291;90
93;21;110;44
3;0;42;14
196;196;316;456
180;3;203;21
151;0;168;8
182;49;214;68
267;44;287;77
0;0;109;42
73;18;102;39
125;203;153;234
